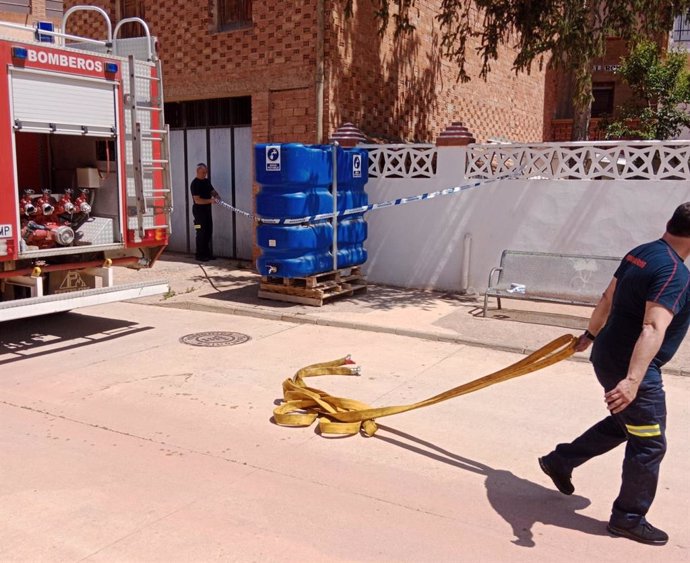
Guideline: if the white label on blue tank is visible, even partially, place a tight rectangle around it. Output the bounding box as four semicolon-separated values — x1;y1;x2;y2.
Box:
266;145;281;172
0;224;12;238
353;154;362;178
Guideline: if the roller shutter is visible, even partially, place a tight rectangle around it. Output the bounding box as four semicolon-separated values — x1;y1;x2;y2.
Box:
11;70;117;136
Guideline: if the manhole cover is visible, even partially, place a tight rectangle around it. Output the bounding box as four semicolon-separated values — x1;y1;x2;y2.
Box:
179;331;251;347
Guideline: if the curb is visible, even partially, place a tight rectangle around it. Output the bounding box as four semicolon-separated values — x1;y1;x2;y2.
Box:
147;298;688;376
151;299;599;363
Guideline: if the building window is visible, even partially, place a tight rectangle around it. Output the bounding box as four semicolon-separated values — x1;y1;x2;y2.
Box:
218;0;252;30
2;0;30;14
164;97;252;129
672;14;690;43
45;1;64;19
118;0;146;38
591;83;615;117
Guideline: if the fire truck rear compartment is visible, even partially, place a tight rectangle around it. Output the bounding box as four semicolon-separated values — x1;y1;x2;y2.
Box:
15;132;122;257
0;11;172;316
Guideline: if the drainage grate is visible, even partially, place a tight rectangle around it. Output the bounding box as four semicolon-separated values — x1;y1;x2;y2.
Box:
179;331;251;347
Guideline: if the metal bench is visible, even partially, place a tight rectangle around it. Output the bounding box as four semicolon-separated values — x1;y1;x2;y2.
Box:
483;250;621;317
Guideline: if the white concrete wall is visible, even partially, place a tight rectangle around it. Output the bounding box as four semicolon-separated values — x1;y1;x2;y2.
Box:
363;145;690;292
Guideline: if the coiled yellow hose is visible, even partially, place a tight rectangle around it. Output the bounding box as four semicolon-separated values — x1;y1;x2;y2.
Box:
273;334;577;437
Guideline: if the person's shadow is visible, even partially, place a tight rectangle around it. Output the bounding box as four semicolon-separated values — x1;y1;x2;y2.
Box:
373;424;608;547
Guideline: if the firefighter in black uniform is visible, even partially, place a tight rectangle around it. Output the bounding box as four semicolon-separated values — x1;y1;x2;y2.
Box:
539;202;690;546
190;163;219;261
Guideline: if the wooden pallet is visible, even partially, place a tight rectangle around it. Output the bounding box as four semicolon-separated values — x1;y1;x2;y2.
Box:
258;266;367;306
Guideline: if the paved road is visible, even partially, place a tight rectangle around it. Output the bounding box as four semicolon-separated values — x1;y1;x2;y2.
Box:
1;302;688;561
116;254;690;376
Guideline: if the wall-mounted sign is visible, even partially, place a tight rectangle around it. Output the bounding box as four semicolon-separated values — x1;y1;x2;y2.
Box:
592;64;621;72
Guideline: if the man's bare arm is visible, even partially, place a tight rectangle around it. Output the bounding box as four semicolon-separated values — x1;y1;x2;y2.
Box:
192;194;217;204
574;277;617;352
605;302;674;414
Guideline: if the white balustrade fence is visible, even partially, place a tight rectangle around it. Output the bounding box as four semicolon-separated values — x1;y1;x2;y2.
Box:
361;140;690;292
466;141;690;180
361;144;437;178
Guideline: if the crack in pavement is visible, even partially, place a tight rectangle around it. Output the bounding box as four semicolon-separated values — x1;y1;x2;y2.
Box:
0;399;459;526
367;345;470;406
77;497;202;562
253;323;301;340
95;373;194;393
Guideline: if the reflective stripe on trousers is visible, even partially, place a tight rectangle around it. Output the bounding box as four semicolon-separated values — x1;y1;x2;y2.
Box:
551;365;666;526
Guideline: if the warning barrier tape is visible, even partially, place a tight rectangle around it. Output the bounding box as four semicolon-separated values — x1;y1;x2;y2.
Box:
215;170;521;225
273;334;576;437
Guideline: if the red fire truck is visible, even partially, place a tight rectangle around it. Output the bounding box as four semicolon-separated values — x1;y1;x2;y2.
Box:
0;6;171;322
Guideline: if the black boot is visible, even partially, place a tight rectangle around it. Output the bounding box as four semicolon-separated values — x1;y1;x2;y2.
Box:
538;455;574;495
607;521;668;545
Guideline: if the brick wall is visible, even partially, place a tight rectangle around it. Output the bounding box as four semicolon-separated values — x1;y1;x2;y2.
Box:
550;118;608;142
64;0;548;145
62;0;115;38
64;0;320;145
543;37;664;141
268;88;317;142
326;1;547;143
542;66;558;141
0;0;63;38
593;38;635;111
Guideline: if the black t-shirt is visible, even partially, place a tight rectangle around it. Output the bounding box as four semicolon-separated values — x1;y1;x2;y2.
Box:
591;239;690;378
190;178;215;203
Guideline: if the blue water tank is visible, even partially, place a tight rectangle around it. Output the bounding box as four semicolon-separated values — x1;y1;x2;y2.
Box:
255;143;368;278
255;143;333;219
257;218;367;253
335;147;368;269
257;221;332;253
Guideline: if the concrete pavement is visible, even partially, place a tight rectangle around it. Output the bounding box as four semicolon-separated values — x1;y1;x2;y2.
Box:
1;301;689;561
117;253;689;375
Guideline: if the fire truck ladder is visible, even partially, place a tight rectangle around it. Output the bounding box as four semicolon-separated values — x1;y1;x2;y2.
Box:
126;54;172;240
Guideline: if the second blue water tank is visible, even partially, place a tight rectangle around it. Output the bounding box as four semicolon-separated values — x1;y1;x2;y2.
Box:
255;143;369;277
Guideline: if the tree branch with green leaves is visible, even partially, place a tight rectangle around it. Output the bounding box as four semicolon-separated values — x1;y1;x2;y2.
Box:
605;39;690;140
341;0;690;140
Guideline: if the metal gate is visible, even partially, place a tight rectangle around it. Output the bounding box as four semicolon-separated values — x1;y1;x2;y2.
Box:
169;126;253;260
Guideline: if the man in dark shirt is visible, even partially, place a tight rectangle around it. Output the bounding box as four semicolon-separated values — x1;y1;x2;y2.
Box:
539;202;690;546
190;163;219;262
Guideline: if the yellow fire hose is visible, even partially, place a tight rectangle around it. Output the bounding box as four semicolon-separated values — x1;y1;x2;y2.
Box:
273;334;577;437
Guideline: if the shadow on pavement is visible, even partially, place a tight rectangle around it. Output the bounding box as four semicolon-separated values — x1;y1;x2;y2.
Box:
455;306;589;331
160;253;482;312
0;312;152;366
199;280;481;313
190;268;259;292
346;286;480;312
201;285;273;307
373;424;608;547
